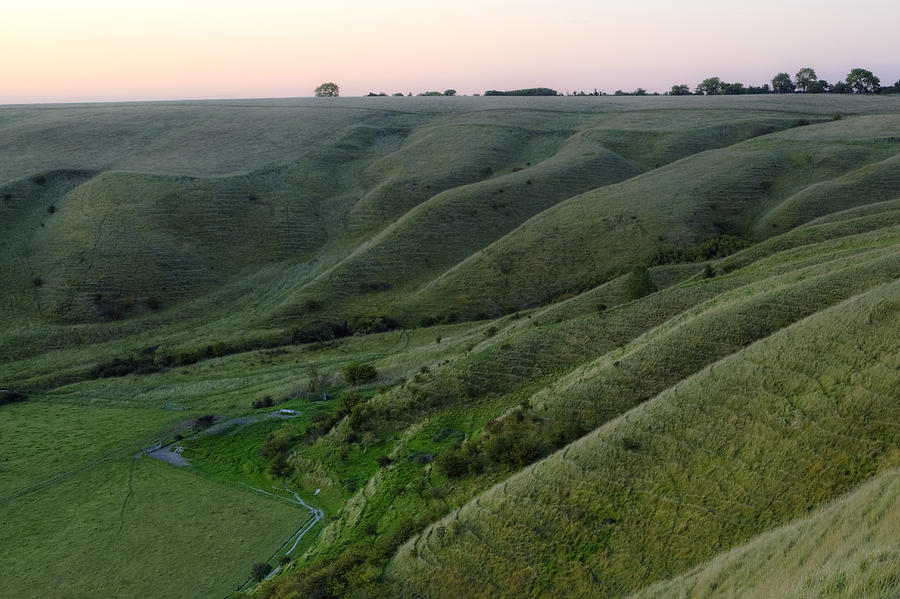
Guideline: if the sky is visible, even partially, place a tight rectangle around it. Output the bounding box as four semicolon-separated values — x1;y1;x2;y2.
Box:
2;0;899;103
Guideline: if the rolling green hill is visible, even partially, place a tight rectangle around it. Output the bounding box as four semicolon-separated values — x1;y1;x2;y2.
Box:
0;95;898;599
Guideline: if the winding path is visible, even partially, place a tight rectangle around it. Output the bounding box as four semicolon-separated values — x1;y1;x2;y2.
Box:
238;480;325;592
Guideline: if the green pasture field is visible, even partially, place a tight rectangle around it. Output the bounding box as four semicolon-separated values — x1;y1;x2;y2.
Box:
0;457;305;599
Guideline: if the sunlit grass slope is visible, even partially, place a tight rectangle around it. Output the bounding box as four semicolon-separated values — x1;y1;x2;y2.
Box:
629;469;900;599
386;278;900;598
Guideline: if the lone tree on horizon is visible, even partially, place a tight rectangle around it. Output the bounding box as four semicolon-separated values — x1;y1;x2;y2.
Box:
314;82;340;97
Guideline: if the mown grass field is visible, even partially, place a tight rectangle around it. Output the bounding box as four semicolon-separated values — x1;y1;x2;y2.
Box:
1;95;898;598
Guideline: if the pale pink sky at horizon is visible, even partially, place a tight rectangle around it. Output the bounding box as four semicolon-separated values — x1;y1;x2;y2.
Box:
2;0;899;103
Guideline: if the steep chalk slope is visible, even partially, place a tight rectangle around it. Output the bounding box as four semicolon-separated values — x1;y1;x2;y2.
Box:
386;278;900;598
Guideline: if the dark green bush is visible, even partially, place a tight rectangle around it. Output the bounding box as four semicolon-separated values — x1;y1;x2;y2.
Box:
251;562;272;582
0;390;28;406
343;363;378;385
625;266;657;301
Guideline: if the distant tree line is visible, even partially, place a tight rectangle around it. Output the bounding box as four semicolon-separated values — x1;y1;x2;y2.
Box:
321;68;898;98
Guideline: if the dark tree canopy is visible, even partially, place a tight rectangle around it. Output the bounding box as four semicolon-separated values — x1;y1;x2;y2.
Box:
343;362;378;385
807;79;830;94
795;67;818;92
771;73;795;94
483;87;559;96
845;68;880;94
251;562;273;582
314;82;340;97
669;84;691;96
695;77;723;95
832;81;852;94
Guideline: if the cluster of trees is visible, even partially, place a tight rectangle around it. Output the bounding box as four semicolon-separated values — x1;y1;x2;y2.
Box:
366;90;458;97
437;400;587;477
690;78;772;95
649;234;751;266
685;67;892;96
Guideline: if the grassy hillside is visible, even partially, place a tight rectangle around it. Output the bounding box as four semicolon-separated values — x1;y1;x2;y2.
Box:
630;469;900;599
1;95;898;599
385;277;900;597
408;116;900;319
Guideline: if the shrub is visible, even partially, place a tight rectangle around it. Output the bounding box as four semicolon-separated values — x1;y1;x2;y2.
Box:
31;174;46;186
436;445;470;478
268;453;292;478
0;391;28;406
291;321;352;344
152;345;173;369
343;362;378;385
260;422;298;458
302;298;322;312
252;395;275;409
195;414;215;429
46;205;56;214
484;326;498;338
91;356;155;378
350;315;398;335
306;363;332;395
251;562;272;582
